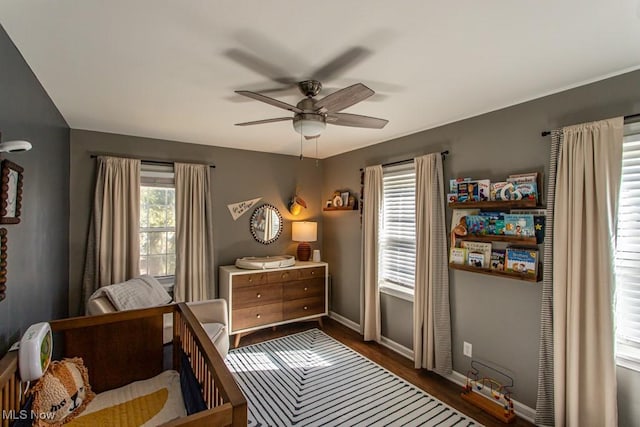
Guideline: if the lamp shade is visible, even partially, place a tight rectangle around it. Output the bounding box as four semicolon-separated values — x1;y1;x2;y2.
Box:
292;221;317;242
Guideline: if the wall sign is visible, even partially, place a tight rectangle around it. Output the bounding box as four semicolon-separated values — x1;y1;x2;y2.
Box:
227;197;262;221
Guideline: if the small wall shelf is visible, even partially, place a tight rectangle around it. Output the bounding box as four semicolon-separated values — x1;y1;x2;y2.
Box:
448;199;538;209
323;206;358;211
449;263;541;283
458;235;538;245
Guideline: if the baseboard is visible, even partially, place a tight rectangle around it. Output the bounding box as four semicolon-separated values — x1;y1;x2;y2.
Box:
379;336;414;361
442;370;537;424
328;311;360;333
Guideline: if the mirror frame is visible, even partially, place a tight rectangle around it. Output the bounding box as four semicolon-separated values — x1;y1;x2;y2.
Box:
250;203;283;245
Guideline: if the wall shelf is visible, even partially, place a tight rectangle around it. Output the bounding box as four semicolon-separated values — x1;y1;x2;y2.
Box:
457;235;538;245
449;263;541;283
448;199;538;209
323;206;357;211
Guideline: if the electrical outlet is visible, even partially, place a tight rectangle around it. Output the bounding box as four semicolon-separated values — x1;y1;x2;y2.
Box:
463;341;472;357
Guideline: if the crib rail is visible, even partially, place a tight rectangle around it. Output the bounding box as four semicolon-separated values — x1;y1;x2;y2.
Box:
0;352;21;427
174;303;247;426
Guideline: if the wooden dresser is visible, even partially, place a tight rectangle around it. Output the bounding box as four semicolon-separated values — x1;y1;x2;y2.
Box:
219;261;328;347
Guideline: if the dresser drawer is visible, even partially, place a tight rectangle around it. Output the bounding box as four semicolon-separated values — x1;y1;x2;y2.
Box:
297;266;325;280
232;302;283;331
267;269;299;283
283;278;324;301
232;283;282;309
232;272;268;288
283;296;325;320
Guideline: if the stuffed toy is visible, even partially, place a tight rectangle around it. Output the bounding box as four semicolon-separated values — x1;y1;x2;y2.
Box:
29;357;94;426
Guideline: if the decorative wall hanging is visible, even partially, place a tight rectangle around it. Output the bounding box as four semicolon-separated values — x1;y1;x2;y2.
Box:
0;160;24;224
227;197;262;221
0;228;7;301
288;194;307;216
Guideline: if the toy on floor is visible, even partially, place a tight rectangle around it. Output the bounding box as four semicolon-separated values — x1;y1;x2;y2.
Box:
461;359;516;424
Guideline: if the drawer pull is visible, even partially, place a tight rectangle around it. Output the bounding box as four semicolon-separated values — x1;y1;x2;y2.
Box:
281;273;288;279
257;293;261;298
256;314;261;319
311;271;315;275
248;277;253;283
304;306;308;310
304;287;308;291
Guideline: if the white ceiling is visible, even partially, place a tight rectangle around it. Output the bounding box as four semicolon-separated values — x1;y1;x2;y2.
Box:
1;1;640;159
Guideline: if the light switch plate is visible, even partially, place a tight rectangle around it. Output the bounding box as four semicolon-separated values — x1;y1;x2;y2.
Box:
463;341;472;357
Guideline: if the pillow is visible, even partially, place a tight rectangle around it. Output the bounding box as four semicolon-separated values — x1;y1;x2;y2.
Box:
102;275;172;311
29;358;95;426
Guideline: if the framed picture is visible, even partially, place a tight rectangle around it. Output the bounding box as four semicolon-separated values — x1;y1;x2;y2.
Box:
341;191;350;207
0;160;24;224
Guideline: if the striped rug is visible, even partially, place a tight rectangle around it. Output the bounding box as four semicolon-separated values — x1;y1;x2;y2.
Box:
226;329;481;427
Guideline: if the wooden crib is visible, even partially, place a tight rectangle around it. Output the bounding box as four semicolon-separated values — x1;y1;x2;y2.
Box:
0;303;247;427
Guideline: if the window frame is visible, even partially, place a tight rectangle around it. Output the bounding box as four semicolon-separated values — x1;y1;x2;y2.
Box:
615;120;640;372
139;164;176;282
378;162;416;300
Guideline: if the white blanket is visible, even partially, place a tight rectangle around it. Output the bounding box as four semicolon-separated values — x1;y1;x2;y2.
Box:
88;275;172;311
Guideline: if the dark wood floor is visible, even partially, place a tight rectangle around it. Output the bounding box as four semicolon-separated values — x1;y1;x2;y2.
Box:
234;317;535;427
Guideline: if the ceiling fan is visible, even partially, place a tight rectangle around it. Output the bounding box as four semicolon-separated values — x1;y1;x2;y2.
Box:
234;79;389;138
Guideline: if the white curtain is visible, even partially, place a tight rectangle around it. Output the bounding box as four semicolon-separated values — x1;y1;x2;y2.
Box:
553;117;623;426
174;163;214;302
413;153;452;374
82;156;140;310
362;165;383;342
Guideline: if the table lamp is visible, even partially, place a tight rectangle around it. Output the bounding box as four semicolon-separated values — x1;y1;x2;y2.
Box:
292;221;317;261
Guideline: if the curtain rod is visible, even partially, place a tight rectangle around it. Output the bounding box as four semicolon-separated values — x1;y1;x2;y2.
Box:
359;151;449;172
540;113;640;137
89;153;216;168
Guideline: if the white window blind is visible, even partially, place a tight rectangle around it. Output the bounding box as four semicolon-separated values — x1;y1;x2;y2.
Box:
379;163;416;291
615;121;640;369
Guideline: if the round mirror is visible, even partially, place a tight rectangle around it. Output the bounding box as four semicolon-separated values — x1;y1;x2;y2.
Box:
250;204;283;245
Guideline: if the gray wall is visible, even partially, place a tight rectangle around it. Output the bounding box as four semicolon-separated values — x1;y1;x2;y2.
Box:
323;69;640;411
0;25;70;355
69;130;323;316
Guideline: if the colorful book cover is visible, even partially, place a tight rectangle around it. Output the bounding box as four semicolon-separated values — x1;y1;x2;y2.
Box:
491;182;509;201
465;215;489;235
503;214;535;237
468;252;485;268
505;248;538;277
450;177;472;194
478;211;505;235
515;182;538;203
461;241;492;266
490;249;506;271
449;247;467;265
511;209;546;243
450;209;480;233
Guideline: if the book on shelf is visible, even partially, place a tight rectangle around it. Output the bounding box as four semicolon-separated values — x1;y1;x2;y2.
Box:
465;215;489;236
478;211;505;235
503;214;535;237
490;249;506;271
461;241;492;266
468;252;485;268
450;247;468;265
456;180;490;202
511;209;546;243
505;248;538;277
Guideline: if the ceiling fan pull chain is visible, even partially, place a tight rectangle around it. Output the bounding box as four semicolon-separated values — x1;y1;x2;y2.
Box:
316;136;319;167
299;131;304;160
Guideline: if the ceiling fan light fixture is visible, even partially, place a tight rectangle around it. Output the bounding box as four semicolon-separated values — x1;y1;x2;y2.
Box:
293;114;326;137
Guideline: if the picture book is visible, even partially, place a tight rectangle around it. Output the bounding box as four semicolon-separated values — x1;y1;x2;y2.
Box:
503;214;535;237
514;182;538;203
450;177;472;194
449;247;467;265
491;182;509;201
468;252;485;268
465;215;489;235
457;180;490;202
490;249;506;271
450;209;480;233
511;209;546;243
508;172;545;204
478;211;505;235
461;241;492;266
505;248;538;277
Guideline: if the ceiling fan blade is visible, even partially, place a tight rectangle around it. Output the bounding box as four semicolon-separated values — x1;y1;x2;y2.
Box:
235;91;303;113
225;48;298;87
235;117;293;126
314;83;375;113
312;47;371;82
326;112;389;129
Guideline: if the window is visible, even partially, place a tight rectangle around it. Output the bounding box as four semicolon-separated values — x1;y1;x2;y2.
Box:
615;121;640;370
139;164;176;278
379;163;416;296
